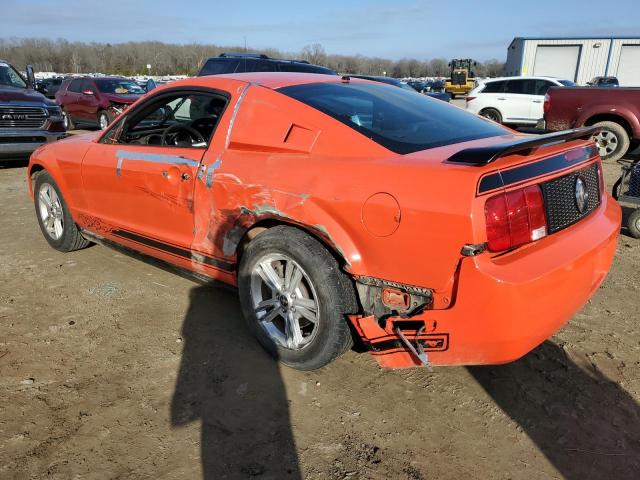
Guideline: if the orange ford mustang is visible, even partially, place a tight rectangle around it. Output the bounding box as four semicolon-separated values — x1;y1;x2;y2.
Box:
28;73;621;370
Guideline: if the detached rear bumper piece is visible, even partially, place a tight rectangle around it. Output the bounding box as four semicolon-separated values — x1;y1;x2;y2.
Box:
0;130;65;158
351;194;621;368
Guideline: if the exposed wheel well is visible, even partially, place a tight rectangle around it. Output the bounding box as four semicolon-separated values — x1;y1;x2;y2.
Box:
29;164;46;190
584;114;632;136
237;219;350;271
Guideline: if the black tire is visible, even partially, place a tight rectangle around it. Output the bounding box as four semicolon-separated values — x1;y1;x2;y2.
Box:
98;110;113;130
62;108;74;131
34;170;91;252
592;121;630;162
238;226;357;370
449;93;456;99
612;176;622;200
627;208;640;239
480;108;502;124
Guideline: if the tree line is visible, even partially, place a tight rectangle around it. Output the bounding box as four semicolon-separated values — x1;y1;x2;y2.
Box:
0;38;505;78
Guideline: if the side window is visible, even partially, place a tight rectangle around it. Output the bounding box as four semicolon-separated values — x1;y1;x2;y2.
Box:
482;81;505;93
505;80;526;94
80;79;95;94
68;79;83;93
115;92;228;148
533;80;554;96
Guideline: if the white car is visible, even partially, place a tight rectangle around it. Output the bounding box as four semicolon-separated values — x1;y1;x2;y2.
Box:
465;76;575;126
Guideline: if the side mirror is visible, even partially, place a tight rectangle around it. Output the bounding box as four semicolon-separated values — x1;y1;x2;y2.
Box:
82;89;95;96
146;79;157;92
26;64;36;89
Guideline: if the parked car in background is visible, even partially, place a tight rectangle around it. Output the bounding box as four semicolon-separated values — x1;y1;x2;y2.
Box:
466;76;575;126
350;75;451;102
587;76;619;87
27;72;619;370
0;60;65;159
198;52;336;76
541;86;640;161
56;76;144;130
35;76;66;99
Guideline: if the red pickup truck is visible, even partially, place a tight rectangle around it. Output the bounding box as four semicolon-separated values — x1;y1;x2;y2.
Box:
542;87;640;162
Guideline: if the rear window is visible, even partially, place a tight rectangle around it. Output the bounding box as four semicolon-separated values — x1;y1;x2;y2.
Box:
279;82;505;154
558;80;576;87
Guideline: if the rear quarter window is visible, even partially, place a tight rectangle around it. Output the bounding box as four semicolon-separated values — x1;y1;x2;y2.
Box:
481;81;505;93
199;58;238;76
279;82;506;154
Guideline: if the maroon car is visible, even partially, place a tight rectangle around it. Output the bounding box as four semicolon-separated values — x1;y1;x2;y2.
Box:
542;86;640;162
55;76;144;130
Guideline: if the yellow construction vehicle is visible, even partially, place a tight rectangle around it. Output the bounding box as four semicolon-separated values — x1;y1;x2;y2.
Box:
445;59;476;98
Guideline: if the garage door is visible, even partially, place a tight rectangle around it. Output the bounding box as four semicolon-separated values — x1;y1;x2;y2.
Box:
533;45;581;81
616;45;640;86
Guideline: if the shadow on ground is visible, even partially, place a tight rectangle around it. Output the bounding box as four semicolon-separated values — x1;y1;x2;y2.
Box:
469;342;640;480
170;285;301;479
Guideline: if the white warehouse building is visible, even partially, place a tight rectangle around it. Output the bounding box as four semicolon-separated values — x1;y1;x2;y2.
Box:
505;36;640;86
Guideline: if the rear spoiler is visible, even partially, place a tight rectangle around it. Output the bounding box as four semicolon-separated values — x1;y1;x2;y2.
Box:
447;127;598;166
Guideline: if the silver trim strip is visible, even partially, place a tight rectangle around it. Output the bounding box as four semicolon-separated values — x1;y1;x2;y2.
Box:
115;149;200;176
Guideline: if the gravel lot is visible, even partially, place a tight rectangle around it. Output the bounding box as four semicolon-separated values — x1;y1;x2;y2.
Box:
0;146;639;479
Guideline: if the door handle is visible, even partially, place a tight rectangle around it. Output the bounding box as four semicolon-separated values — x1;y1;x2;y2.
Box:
533;100;542;103
497;97;506;100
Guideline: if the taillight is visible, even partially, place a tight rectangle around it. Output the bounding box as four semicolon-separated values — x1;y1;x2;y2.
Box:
484;185;547;252
543;93;550;114
466;96;476;103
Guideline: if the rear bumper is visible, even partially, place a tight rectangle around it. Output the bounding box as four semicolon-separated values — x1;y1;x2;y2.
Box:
0;130;66;158
351;194;621;367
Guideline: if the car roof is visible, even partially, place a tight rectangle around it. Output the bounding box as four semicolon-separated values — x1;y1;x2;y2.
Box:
483;76;564;83
199;72;370;89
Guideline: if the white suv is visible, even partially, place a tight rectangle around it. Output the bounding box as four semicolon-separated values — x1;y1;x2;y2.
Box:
465;76;575;126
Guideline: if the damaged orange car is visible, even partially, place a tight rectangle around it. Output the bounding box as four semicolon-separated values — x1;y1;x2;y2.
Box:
28;73;621;370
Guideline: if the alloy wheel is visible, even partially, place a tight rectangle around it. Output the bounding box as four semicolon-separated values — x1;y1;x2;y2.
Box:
38;183;64;240
594;130;618;157
250;254;320;350
99;113;109;130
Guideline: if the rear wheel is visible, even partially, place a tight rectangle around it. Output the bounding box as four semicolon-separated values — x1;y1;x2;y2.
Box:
98;110;113;130
238;226;357;370
62;108;74;130
34;171;91;252
592;121;630;162
480;108;502;124
627;209;640;239
449;93;456;99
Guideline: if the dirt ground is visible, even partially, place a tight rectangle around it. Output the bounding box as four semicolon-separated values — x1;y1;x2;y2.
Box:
1;152;639;480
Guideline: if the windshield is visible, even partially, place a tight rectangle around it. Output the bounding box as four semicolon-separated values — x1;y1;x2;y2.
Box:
559;80;576;87
0;62;27;89
279;82;506;154
95;78;144;95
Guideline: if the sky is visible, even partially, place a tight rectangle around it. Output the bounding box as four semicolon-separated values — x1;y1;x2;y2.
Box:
1;0;639;61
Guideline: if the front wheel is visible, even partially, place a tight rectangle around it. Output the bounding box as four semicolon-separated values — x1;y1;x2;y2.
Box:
238;226;357;370
627;208;640;239
34;171;91;252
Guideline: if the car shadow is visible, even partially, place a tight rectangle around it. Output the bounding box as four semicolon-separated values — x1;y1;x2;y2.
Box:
170;285;301;479
468;341;640;479
0;158;29;169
